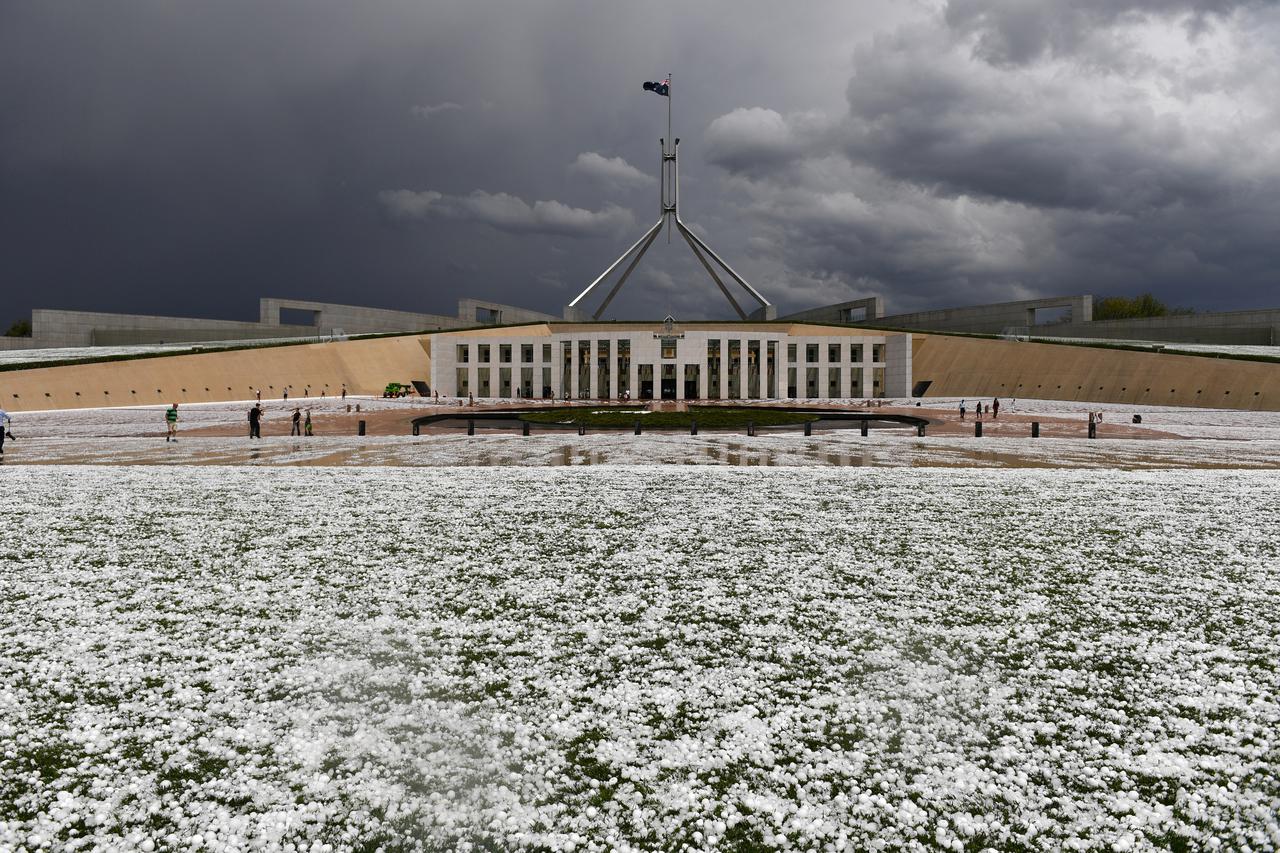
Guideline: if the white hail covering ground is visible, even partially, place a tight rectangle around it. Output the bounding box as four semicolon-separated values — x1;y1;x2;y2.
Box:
5;397;1280;441
2;466;1278;852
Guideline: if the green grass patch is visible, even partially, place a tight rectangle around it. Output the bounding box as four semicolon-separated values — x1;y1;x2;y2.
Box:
519;406;818;429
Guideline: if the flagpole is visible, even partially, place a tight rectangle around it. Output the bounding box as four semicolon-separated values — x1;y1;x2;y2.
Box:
667;72;672;244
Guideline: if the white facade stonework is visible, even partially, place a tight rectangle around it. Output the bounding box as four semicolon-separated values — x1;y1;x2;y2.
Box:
428;323;911;401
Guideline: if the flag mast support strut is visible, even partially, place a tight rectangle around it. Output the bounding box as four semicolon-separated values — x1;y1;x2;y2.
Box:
564;75;775;321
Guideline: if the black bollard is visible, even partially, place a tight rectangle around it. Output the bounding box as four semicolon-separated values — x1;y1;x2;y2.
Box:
1088;422;1097;440
634;420;641;436
804;421;812;436
1031;421;1040;438
357;420;366;436
917;423;926;437
467;419;474;436
690;420;697;436
412;422;419;436
860;420;869;437
578;423;586;436
975;421;983;437
747;421;755;437
522;421;530;436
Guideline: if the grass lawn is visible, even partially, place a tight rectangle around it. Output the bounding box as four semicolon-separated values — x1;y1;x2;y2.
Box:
520;406;818;429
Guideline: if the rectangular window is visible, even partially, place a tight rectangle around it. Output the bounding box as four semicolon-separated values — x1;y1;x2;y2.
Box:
787;342;797;363
873;367;885;397
478;367;492;397
521;344;534;364
597;340;611;399
617;339;631;398
661;337;678;359
851;344;863;363
805;366;819;399
456;344;470;364
542;343;552;363
828;367;841;399
707;339;721;399
478;344;490;364
728;339;741;399
787;367;797;398
851;367;864;397
561;341;572;399
806;343;819;363
499;344;512;364
541;366;552;398
828;343;841;363
455;368;469;396
747;340;761;399
577;341;591;398
767;340;777;398
499;367;512;398
873;344;885;362
520;366;533;397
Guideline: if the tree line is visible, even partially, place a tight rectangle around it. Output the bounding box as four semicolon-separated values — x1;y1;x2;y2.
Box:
1093;293;1194;321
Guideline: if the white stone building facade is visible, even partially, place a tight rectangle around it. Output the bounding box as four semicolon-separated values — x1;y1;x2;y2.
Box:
428;323;912;401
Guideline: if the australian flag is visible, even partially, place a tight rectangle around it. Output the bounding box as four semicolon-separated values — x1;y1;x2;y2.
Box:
642;79;670;97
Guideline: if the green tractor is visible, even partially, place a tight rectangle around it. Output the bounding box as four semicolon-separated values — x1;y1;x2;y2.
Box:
382;382;411;398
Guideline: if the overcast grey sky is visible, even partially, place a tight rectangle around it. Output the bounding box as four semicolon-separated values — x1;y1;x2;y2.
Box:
3;0;1278;324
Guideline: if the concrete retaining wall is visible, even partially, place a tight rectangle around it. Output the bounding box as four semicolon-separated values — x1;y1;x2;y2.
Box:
258;298;467;335
872;295;1093;335
1026;310;1280;345
31;309;313;349
779;298;884;325
457;298;559;326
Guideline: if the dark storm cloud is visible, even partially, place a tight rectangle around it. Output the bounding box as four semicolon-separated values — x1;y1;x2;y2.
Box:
1;0;1277;326
704;1;1280;312
943;0;1264;65
1;0;918;322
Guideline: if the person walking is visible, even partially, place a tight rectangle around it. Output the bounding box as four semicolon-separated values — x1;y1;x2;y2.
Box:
283;388;288;402
248;404;262;439
992;398;1000;419
304;409;313;436
0;407;11;455
959;400;966;420
165;403;179;442
290;407;302;436
341;386;347;401
255;389;261;403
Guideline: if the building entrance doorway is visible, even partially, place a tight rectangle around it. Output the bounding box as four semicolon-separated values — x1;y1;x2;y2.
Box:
684;364;700;399
638;364;654;400
660;364;678;399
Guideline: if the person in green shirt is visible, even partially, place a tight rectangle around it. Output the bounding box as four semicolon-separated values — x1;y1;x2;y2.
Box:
165;403;179;442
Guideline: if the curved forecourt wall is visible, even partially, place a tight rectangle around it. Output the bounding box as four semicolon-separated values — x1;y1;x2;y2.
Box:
912;333;1280;411
0;336;431;412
